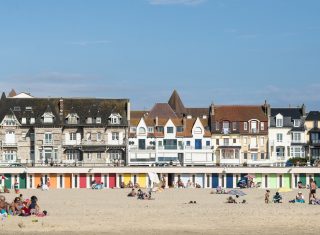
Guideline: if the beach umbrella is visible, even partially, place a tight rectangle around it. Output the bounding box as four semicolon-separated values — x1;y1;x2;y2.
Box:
278;188;292;193
228;189;246;196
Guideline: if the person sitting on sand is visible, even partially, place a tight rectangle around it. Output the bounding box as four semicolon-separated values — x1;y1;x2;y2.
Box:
137;189;144;200
273;192;282;203
265;190;270;204
91;180;97;189
226;196;236;203
128;189;137;197
120;182;125;188
186;180;193;188
195;183;201;188
11;197;24;215
177;179;184;188
127;181;133;188
28;196;40;214
290;191;305;203
297;181;305;189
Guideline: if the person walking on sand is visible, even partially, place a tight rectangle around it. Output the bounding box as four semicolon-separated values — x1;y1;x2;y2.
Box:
309;178;317;204
265;190;270;204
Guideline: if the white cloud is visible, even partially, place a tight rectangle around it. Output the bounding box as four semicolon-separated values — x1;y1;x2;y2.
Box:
149;0;205;6
67;40;111;46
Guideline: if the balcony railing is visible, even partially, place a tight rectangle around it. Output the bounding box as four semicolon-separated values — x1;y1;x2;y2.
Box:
184;146;212;150
130;146;156;151
42;140;54;146
158;145;183;150
249;144;258;149
1;142;18;147
81;140;106;145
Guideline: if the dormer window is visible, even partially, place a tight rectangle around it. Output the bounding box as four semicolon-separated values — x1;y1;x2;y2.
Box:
30;118;35;124
21;118;27;124
293;120;301;127
42;112;54;124
222;121;230;134
276;115;283;127
176;126;184;132
139;127;146;134
147;127;154;133
194;127;202;134
96;117;101;124
86;117;92;124
251;121;258;133
244;122;248;130
167;127;174;133
13;106;21;111
130;127;137;133
109;113;121;124
1;115;17;126
67;113;79;124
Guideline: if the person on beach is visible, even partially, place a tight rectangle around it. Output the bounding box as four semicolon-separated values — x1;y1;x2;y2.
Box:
290;191;305;203
265;190;270;203
127;189;137;197
273;192;282;203
309;179;317;204
14;180;19;194
226;196;236;203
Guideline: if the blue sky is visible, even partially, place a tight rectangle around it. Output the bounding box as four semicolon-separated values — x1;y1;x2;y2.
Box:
1;0;320;110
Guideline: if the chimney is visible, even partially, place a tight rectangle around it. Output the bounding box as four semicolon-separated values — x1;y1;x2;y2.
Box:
210;102;215;116
183;116;187;131
127;101;130;122
302;103;306;117
59;98;64;114
155;116;158;126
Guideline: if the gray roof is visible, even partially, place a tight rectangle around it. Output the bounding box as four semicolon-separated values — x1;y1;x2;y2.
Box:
0;96;129;126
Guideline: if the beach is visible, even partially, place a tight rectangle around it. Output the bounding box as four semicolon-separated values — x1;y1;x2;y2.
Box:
0;188;319;235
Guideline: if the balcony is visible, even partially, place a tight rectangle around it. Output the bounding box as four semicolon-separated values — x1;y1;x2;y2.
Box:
249;128;259;134
249;144;258;150
130;146;156;151
184;146;212;150
62;140;82;146
42;140;54;146
158;145;184;150
1;141;18;147
81;140;106;146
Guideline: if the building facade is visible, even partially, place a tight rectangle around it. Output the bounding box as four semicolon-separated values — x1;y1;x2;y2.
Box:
268;106;306;166
0;93;129;166
305;111;320;161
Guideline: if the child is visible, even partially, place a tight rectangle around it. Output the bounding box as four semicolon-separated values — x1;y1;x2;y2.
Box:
14;180;19;194
265;190;270;203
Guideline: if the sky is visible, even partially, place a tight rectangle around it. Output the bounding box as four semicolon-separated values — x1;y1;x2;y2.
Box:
0;0;320;110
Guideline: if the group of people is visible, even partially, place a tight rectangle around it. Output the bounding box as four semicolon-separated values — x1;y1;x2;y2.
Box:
226;195;246;204
127;188;153;200
264;178;319;204
120;181;140;189
173;179;201;188
0;194;47;218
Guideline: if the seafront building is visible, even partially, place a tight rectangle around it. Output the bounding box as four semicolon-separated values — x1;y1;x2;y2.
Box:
268;106;306;166
1;89;320;190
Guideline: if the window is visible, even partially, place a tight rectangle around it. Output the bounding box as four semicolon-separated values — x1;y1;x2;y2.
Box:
130;127;137;133
244;152;247;159
223;138;229;146
22;118;27;124
222;121;230;134
293;120;301;127
244;122;248;130
44;133;53;144
186;141;191;146
68;114;79;124
97;132;102;141
66;150;80;160
176;126;184;132
276;133;283;142
87;153;92;160
291;147;305;158
243;137;247;144
251;153;258;161
109;113;121;124
292;133;301;143
13;106;21;111
156;126;164;132
3;115;17;126
43;113;54;124
26;106;32;111
112;132;119;140
163;139;177;150
261;153;265;159
276;147;285;157
96;117;101;124
138;139;146;150
261;122;264;130
233;138;236;144
147;127;154;133
70;132;77;141
216;139;219;145
21;132;26;141
86;117;92;124
97;152;101;159
86;132;91;140
232;122;237;130
206;141;210;146
260;137;264;145
167;127;174;133
138;127;146;134
194;127;202;134
276;118;283;127
30;118;35;124
251;121;257;133
158;141;162;146
4;150;16;161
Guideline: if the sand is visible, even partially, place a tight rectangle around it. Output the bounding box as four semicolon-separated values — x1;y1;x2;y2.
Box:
0;188;319;235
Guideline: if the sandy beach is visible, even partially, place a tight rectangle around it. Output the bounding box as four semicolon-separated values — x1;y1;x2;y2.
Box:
0;188;319;235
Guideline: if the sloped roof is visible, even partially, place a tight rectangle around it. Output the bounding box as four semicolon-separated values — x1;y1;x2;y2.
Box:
186;108;209;117
8;89;17;97
148;103;177;118
168;90;186;116
0;96;129;126
271;108;303;119
212;105;268;122
131;111;148;119
306;111;320;121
